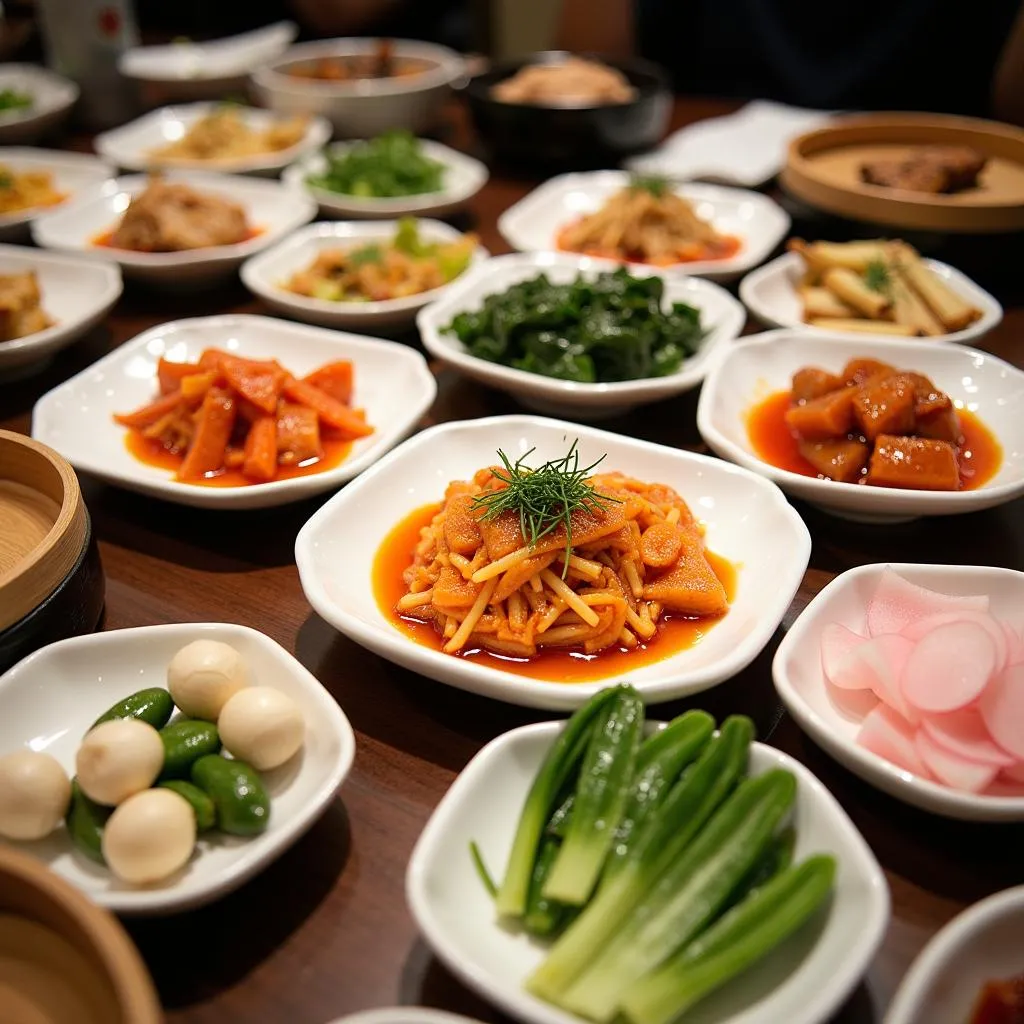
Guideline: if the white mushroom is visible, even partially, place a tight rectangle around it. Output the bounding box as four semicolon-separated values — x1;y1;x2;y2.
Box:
218;686;305;771
167;639;248;721
0;750;72;840
75;719;164;806
102;787;196;885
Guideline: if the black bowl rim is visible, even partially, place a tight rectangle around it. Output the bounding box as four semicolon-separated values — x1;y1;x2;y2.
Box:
464;50;670;110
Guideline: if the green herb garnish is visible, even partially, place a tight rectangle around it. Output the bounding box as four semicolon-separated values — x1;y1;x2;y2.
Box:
471;442;622;577
629;174;671;198
864;259;892;294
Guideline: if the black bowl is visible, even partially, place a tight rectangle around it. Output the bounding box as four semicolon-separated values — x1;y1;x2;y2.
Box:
0;509;105;675
462;52;671;171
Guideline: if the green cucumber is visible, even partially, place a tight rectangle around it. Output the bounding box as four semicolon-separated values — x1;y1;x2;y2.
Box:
545;792;574;840
524;835;569;938
542;687;645;905
190;755;270;836
559;769;797;1021
621;855;836;1024
159;719;221;779
65;780;111;864
90;687;174;732
601;710;715;888
723;825;796;913
158;780;217;832
495;685;623;919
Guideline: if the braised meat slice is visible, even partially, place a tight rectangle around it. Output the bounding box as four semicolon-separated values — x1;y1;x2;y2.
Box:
860;146;987;195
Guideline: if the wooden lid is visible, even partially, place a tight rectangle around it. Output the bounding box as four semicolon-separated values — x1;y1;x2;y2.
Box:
782;112;1024;233
0;846;161;1024
0;431;87;632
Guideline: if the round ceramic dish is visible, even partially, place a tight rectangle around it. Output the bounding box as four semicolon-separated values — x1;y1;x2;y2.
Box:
0;846;161;1021
781;113;1024;233
463;52;670;170
0;65;79;145
250;38;465;138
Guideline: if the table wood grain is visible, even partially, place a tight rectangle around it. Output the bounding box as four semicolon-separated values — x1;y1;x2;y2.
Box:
2;97;1023;1024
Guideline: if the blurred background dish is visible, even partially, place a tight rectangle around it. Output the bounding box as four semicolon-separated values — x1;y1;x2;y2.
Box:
0;430;103;674
250;38;465;138
463;51;670;169
0;64;79;146
0;844;161;1023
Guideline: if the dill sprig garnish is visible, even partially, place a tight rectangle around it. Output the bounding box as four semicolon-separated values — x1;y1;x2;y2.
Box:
471;441;622;577
629;173;671;198
864;259;892;295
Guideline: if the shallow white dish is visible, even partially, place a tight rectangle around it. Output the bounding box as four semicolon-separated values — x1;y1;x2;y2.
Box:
0;621;355;915
31;313;436;510
697;331;1024;523
250;38;465;138
94;102;331;177
497;171;790;283
31;171;316;288
407;721;889;1024
294;414;811;711
282;138;488;219
119;21;298;100
884;885;1024;1024
773;562;1024;823
0;65;79;145
626;100;833;188
241;219;488;331
417;251;746;419
739;251;1002;346
0;244;122;375
0;148;114;241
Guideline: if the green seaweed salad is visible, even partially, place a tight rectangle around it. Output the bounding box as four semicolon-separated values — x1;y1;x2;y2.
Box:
442;268;707;384
306;130;446;198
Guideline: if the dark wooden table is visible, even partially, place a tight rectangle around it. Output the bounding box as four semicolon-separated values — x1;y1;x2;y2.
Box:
2;97;1023;1024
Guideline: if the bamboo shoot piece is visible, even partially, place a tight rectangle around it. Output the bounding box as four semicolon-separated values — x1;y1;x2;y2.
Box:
798;286;856;321
809;317;916;336
822;267;891;318
887;260;945;336
787;238;888;272
891;243;982;332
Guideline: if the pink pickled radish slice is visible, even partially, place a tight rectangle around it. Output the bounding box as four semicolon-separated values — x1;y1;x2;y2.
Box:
859;634;918;721
867;568;989;637
901;621;998;713
1000;761;1024;784
915;729;999;792
986;779;1024;797
979;663;1024;760
920;712;1015;768
857;704;933;779
820;623;871;688
826;682;880;720
1003;622;1024;666
901;610;1008;673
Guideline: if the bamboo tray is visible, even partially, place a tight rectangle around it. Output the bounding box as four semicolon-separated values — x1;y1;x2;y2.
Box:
782;113;1024;233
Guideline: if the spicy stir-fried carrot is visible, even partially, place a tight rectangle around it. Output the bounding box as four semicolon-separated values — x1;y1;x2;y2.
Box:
115;350;373;485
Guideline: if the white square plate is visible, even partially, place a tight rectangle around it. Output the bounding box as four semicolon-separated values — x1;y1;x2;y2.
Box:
282;138;489;219
739;251;1002;346
0;66;79;146
416;251;746;419
497;172;790;283
773;562;1024;822
294;414;810;710
241;219;488;331
31;313;437;509
0;622;355;915
697;331;1024;522
407;721;889;1024
94;102;332;177
0;243;122;374
0;148;114;241
31;171;316;288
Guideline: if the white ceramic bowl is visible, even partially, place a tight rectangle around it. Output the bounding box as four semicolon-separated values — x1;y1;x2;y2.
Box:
417;252;746;419
282;138;489;219
94;102;332;177
773;562;1024;822
0;244;122;375
294;414;811;711
241;219;488;330
31;313;437;510
697;331;1024;523
0;621;356;915
884;886;1024;1024
31;171;316;288
0;148;114;241
118;21;298;101
0;65;79;145
407;721;890;1024
250;38;465;138
497;172;790;283
739;251;1002;345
